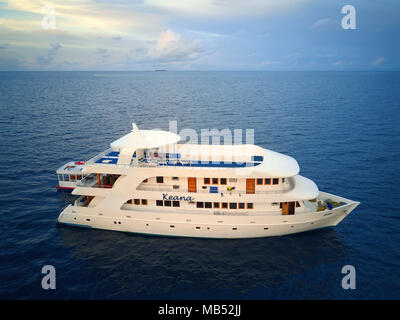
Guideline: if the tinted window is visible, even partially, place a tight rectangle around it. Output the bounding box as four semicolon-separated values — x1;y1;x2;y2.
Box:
173;201;180;207
205;202;212;208
156;176;164;183
164;200;171;207
230;203;237;209
197;202;204;208
156;200;163;206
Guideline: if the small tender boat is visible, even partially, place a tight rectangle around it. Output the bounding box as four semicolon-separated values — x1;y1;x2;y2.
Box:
56;123;360;238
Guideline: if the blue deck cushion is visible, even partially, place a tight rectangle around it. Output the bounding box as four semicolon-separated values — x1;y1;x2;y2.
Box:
107;151;120;157
210;186;218;193
95;157;118;164
251;155;264;162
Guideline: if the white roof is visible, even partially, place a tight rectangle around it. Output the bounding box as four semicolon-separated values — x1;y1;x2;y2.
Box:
111;123;181;150
237;148;300;177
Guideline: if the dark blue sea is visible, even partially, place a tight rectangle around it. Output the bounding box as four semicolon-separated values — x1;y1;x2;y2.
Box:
0;71;399;299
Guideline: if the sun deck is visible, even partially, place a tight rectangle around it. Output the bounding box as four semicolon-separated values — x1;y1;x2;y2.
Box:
86;148;264;168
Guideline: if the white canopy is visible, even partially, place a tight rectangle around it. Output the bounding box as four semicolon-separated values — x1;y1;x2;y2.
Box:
111;123;181;150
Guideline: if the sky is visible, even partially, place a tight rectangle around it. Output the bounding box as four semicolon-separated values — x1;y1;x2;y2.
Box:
0;0;399;71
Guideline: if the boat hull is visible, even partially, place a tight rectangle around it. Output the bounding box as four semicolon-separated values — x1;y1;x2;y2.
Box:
57;191;359;239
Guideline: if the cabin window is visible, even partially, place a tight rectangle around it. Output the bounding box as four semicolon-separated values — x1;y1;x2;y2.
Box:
205;202;212;208
279;203;283;208
272;202;279;206
76;175;82;180
222;202;228;209
212;178;219;185
247;203;254;209
156;176;164;183
272;178;279;185
265;178;271;185
134;199;140;205
282;178;285;183
296;201;301;207
172;176;179;180
173;201;180;207
204;178;210;184
213;202;220;208
239;203;245;209
230;203;237;209
127;199;133;204
156;200;163;206
70;175;76;182
257;178;263;185
197;202;204;208
220;178;227;185
63;175;69;181
143;179;148;183
229;178;237;183
142;199;148;205
164;201;171;207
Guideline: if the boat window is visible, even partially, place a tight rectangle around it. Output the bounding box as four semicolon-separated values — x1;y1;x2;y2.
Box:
220;178;227;185
197;202;204;208
282;178;285;183
213;202;220;208
222;202;228;209
296;201;301;207
204;178;210;184
143;179;148;183
205;202;212;208
76;175;82;180
58;174;63;181
134;199;140;205
239;203;245;209
265;178;271;185
212;178;218;185
172;177;179;180
63;175;70;181
156;200;163;206
127;199;133;204
257;178;263;185
230;203;237;209
173;201;180;207
272;178;279;185
229;178;237;183
70;175;76;182
247;203;253;209
142;199;148;205
164;200;171;207
156;176;164;183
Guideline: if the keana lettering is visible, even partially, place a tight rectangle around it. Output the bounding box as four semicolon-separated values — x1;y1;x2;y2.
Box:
162;193;194;201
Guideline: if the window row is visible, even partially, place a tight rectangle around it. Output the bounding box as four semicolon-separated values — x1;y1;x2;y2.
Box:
204;178;227;185
256;178;282;185
127;199;148;205
196;202;253;209
156;200;180;207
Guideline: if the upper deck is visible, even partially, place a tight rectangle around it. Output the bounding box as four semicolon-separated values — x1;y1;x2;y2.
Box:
83;123;300;177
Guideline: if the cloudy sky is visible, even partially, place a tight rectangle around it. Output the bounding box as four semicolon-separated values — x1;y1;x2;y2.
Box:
0;0;398;70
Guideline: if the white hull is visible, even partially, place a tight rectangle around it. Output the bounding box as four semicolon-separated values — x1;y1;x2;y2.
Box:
57;191;359;239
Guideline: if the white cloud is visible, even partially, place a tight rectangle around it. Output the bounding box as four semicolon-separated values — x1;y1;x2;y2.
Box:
371;57;384;66
333;60;343;66
148;29;201;63
145;0;309;18
311;18;338;29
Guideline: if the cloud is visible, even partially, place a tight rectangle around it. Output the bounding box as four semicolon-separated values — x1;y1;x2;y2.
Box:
148;29;201;63
333;61;343;66
371;57;384;66
37;42;62;64
144;0;309;18
311;18;338;29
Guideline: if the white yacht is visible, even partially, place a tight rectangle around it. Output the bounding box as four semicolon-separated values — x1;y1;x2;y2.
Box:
57;124;359;238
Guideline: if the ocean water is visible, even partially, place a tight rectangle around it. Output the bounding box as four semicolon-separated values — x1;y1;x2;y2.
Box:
0;71;399;299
